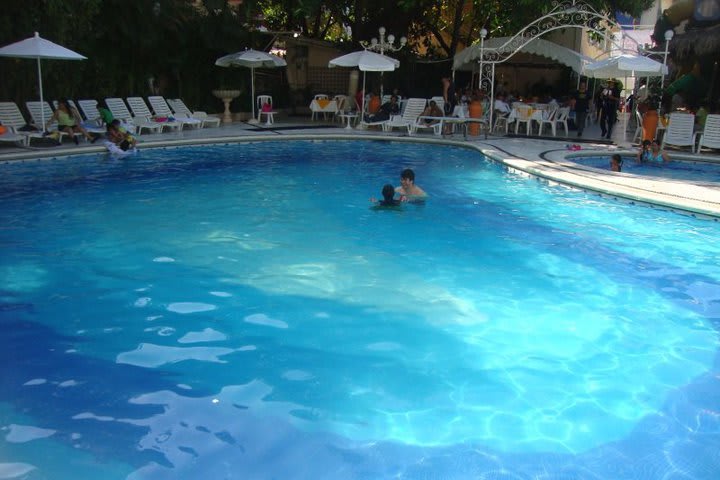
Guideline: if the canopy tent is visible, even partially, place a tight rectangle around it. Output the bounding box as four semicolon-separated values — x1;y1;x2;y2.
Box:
328;50;400;121
0;32;86;129
582;53;668;78
453;37;592;74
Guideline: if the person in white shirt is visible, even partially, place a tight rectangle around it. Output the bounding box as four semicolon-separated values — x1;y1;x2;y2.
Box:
494;94;511;114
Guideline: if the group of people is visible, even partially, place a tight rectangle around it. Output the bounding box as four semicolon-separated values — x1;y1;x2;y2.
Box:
608;139;670;173
371;168;427;209
43;99;136;153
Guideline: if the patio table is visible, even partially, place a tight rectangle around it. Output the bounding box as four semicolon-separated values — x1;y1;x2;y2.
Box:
310;99;338;120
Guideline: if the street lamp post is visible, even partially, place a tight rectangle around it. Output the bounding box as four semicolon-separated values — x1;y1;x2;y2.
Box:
478;28;488;91
660;29;674;92
360;27;407;99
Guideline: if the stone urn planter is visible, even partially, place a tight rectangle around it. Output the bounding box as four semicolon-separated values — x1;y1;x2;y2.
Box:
212;89;241;123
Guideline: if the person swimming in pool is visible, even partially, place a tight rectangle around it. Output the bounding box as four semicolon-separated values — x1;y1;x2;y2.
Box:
395;168;428;202
610;153;623;172
637;139;670;164
370;184;402;208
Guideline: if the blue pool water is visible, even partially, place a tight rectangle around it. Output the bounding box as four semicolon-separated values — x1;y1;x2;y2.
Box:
571;154;720;183
1;140;720;479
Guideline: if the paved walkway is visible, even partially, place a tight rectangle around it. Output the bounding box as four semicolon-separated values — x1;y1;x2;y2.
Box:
2;114;719;218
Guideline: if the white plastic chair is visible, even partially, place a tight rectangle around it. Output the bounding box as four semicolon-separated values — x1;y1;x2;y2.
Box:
513;105;533;135
148;96;202;129
105;98;162;135
383;98;427;134
552;107;570;137
167;99;220;128
256;95;275;125
537;108;558;136
0;102;43;145
662;113;698;152
127;97;181;132
633;110;644;143
53;99;105;135
696;114;720;153
26;101;82;142
333;95;348;122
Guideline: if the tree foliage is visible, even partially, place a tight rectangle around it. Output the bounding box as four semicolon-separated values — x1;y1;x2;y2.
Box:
0;0;655;110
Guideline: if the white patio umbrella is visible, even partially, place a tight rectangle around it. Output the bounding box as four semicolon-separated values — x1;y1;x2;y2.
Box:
582;53;668;78
0;32;86;129
328;50;400;120
215;49;287;123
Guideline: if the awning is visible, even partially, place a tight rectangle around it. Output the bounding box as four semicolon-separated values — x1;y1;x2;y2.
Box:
453;37;592;75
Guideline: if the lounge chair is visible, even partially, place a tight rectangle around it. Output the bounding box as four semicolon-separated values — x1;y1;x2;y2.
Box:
105;98;162;135
410;115;444;136
26;101;82;143
53;99;105;135
696;114;720;153
382;98;427;134
661;112;698;153
126;97;181;132
0;102;44;146
147;96;201;129
166;98;220;128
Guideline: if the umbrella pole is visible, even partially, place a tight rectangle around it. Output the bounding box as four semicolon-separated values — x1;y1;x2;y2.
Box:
250;67;256;123
37;58;45;131
361;71;367;127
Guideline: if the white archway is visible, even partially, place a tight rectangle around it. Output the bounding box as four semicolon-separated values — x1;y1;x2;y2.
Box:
455;0;625;131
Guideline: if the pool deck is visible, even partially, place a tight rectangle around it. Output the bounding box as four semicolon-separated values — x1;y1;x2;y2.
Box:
2;113;720;219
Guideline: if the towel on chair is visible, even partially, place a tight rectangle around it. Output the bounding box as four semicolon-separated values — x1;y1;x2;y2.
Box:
317;99;331;109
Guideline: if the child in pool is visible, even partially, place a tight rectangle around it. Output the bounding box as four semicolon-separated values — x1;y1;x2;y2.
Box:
370;184;401;208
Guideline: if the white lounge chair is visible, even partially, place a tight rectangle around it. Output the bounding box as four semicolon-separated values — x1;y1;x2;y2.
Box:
383;98;427;134
126;97;181;132
148;96;201;129
26;101;82;143
411;115;444;136
696;114;720;153
77;99;103;127
661;112;698;153
0;102;44;145
166;99;220;128
106;98;162;135
53;99;105;135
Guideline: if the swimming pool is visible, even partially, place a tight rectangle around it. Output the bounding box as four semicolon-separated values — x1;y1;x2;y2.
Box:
570;154;720;183
1;139;719;479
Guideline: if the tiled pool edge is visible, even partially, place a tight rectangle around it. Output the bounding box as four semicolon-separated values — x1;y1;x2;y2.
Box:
479;146;720;220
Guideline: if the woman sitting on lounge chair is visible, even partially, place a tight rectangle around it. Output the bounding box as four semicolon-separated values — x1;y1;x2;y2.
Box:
47;99;94;143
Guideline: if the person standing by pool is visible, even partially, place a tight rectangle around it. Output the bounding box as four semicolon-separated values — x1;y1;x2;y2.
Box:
637;139;670;164
396;168;427;202
600;80;620;140
572;81;590;137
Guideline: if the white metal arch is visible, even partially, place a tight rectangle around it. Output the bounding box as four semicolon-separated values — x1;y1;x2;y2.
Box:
469;0;624;133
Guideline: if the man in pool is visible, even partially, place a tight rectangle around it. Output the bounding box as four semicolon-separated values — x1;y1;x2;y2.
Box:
610;153;623;172
395;168;428;202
